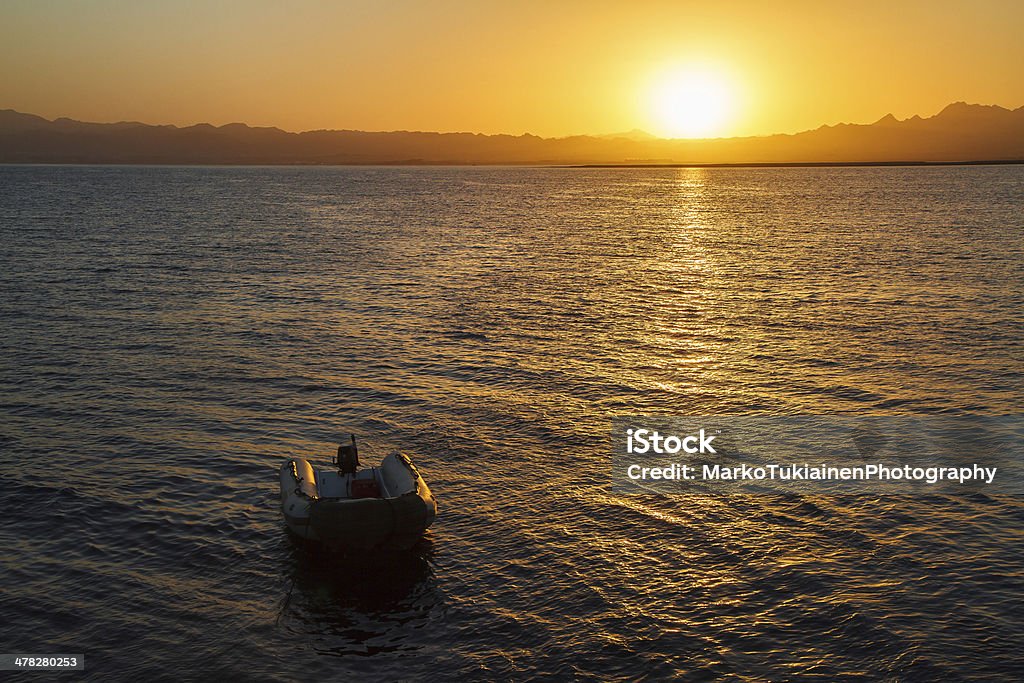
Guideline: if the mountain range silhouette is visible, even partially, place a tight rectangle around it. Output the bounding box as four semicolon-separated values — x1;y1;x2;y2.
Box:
1;103;1021;165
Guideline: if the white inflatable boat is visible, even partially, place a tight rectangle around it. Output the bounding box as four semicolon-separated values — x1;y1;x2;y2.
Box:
279;437;437;551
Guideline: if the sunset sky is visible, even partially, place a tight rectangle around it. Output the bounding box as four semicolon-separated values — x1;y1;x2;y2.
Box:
2;0;1022;138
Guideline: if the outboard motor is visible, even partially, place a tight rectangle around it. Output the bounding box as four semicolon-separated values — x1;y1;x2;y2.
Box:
337;434;359;474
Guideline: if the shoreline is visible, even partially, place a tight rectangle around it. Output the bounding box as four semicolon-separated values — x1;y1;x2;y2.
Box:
564;159;1024;168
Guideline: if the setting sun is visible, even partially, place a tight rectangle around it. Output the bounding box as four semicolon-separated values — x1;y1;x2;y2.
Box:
649;67;736;139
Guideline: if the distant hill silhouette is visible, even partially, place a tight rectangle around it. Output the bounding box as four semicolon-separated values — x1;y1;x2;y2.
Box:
1;103;1022;165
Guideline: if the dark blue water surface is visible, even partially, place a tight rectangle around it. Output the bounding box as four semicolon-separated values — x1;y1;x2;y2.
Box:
1;165;1022;681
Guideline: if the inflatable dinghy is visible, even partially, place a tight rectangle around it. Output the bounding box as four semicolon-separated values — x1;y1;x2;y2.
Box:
279;436;437;551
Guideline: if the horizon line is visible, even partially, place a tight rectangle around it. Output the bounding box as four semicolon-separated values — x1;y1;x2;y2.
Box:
5;100;1024;142
5;160;1023;170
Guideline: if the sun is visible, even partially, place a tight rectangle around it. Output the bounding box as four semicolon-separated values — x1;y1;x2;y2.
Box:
649;67;735;139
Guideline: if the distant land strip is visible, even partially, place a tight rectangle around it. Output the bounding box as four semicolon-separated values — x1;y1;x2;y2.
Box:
2;103;1023;166
566;160;1024;168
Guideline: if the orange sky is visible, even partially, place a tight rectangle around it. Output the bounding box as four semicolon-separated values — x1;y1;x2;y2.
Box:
2;0;1022;138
